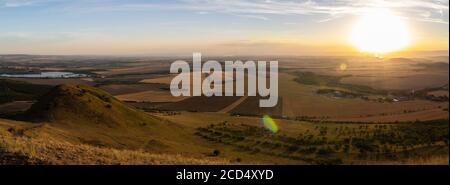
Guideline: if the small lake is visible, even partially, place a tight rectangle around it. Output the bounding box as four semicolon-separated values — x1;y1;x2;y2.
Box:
0;72;89;78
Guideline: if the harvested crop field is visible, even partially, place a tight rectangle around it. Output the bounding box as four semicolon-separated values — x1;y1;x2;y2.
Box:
158;96;242;112
98;83;167;95
340;74;449;90
230;96;283;117
116;89;187;103
140;75;175;85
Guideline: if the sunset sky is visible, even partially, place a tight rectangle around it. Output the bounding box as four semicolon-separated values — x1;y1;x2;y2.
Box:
0;0;448;55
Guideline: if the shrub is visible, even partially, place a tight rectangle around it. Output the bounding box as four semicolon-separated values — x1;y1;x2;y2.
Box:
212;149;220;156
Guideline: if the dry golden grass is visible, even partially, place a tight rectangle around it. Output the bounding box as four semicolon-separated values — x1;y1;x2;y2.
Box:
401;155;449;165
0;126;227;165
348;156;449;165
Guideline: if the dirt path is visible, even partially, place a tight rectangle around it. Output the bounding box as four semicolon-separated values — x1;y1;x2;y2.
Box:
218;96;248;113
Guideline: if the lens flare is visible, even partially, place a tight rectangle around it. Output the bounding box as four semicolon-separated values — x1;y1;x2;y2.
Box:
339;63;348;71
261;115;279;133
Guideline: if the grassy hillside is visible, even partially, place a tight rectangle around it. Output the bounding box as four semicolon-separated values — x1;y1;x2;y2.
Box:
0;79;52;104
25;84;159;128
0;119;226;165
1;85;232;164
21;84;204;153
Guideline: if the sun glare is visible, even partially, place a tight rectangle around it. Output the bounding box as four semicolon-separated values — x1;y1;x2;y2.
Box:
350;9;411;53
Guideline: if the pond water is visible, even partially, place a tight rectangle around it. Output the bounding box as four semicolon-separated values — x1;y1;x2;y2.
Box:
0;72;89;78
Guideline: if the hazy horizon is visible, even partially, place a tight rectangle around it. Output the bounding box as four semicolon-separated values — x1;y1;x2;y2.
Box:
1;50;448;58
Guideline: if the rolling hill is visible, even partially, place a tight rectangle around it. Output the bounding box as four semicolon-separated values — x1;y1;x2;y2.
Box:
0;84;228;164
25;84;160;127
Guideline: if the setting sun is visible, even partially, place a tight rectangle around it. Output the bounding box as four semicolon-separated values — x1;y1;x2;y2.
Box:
350;9;411;53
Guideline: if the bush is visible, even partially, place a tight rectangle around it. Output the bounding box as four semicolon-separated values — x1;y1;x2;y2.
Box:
212;149;220;156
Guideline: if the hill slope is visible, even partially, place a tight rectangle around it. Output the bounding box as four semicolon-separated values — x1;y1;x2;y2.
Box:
0;84;228;164
16;84;197;153
25;84;159;128
0;119;226;165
